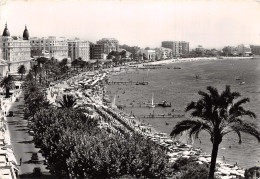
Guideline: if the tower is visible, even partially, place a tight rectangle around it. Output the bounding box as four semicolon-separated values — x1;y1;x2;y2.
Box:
23;25;29;40
2;23;10;36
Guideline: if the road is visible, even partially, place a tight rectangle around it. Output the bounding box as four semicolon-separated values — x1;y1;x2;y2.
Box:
6;92;53;178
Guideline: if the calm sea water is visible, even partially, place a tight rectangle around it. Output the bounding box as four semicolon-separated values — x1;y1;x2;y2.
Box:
106;58;260;169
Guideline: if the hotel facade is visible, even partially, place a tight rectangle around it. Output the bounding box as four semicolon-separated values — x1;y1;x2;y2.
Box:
30;36;68;61
68;39;90;61
96;38;119;55
161;41;189;57
0;24;31;76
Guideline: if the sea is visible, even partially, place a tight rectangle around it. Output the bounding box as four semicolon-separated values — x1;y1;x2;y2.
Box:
106;58;260;169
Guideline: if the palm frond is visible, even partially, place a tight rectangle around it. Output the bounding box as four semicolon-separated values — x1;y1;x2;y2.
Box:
228;122;260;143
185;101;196;112
229;98;256;119
233;98;250;108
221;126;242;144
58;95;77;108
220;85;240;105
230;91;241;99
189;120;212;139
207;86;219;100
170;119;212;139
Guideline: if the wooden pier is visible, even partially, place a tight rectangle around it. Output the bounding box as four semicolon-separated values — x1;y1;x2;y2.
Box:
139;114;185;118
108;81;148;85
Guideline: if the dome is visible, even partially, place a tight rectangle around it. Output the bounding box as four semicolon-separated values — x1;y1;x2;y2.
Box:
23;25;29;40
2;23;10;37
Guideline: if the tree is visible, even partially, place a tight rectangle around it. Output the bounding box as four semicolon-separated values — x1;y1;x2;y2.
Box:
37;57;48;65
170;85;260;179
58;95;77;108
119;50;127;58
143;53;148;60
32;65;39;81
17;65;26;80
244;166;260;179
0;75;15;98
155;54;159;61
59;58;68;67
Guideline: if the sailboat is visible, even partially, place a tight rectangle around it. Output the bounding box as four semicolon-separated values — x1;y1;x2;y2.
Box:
150;93;155;108
111;94;117;109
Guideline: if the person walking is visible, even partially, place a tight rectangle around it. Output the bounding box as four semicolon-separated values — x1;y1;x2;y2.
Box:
20;157;22;166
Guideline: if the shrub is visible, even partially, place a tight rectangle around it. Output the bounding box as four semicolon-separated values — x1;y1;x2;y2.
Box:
173;157;209;179
245;166;260;179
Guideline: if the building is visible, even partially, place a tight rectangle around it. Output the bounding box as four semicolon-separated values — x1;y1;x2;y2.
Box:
161;41;189;57
237;44;251;56
0;24;31;76
30;36;68;61
96;38;119;55
90;44;104;59
179;41;189;55
138;49;156;61
195;45;206;54
155;47;172;59
250;45;260;55
68;39;90;61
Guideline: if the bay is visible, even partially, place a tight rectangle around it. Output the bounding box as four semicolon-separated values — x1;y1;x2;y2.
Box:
106;58;260;169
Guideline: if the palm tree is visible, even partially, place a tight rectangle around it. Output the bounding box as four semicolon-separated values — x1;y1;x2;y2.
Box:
0;75;15;98
32;65;39;81
58;95;77;108
17;65;26;80
170;85;260;179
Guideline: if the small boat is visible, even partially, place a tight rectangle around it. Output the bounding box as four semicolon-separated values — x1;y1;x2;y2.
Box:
136;77;147;85
136;81;147;85
173;66;181;69
235;78;241;80
158;101;172;107
239;81;246;85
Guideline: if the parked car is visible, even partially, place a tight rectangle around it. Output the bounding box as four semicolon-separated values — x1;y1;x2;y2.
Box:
33;167;42;177
8;111;13;117
31;153;38;162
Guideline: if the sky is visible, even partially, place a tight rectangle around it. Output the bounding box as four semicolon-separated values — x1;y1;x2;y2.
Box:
0;0;260;49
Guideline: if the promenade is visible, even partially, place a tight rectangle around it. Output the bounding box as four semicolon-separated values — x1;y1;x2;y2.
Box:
5;92;52;178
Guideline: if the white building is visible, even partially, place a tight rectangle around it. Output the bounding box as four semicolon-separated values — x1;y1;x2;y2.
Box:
68;39;90;61
138;49;156;60
156;47;172;59
0;24;31;76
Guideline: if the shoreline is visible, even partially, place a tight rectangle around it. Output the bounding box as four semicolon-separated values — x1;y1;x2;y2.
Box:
111;56;255;74
46;57;256;178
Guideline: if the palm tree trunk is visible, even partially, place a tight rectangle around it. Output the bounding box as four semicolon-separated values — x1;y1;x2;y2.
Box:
6;88;9;98
208;142;219;179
